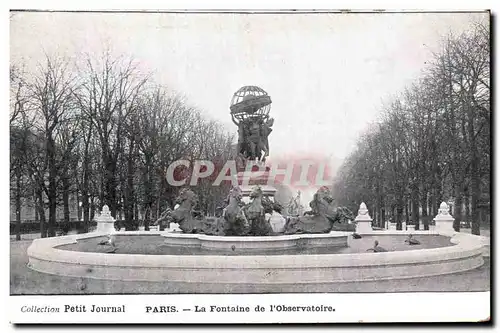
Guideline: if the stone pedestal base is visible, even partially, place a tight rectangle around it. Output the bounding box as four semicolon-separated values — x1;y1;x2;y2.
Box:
435;219;455;234
434;202;456;235
237;169;277;203
240;184;278;203
355;220;373;233
96;221;115;234
95;205;116;234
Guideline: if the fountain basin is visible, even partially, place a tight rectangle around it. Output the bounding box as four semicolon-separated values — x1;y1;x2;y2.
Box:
162;231;349;251
26;230;484;286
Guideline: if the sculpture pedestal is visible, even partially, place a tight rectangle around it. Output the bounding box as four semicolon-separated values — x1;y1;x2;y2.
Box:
236;168;277;203
434;202;455;234
96;221;115;234
354;202;373;233
435;217;455;233
95;205;116;234
355;219;373;233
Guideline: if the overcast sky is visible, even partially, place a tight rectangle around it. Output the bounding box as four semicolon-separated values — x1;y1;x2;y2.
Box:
10;11;487;203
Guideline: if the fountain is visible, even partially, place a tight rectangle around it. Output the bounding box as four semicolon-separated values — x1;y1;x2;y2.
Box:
26;86;487;289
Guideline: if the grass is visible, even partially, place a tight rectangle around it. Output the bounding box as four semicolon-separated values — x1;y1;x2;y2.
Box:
10;238;490;294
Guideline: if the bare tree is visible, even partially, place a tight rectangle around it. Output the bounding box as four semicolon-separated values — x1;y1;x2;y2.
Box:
28;55;77;237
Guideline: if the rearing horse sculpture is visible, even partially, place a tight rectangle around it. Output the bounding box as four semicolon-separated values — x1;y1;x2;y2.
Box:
223;186;250;236
244;186;274;236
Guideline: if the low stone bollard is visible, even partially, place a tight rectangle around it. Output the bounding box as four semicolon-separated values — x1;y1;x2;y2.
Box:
434;202;455;234
95;205;116;234
355;202;373;233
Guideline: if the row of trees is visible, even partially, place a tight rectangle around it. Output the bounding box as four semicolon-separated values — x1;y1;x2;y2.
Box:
10;51;235;239
332;21;490;235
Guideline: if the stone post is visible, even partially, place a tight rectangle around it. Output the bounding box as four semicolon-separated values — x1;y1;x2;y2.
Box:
96;205;116;234
433;202;455;234
355;202;373;233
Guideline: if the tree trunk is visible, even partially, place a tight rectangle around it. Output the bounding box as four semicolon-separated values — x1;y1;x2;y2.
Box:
81;154;90;233
63;176;70;228
36;188;46;238
15;172;22;241
453;188;463;232
77;194;82;222
106;159;118;218
143;156;153;231
469;112;481;235
82;119;92;233
47;137;57;237
432;165;442;217
82;192;89;233
34;191;39;223
411;184;420;230
421;189;429;230
102;146;118;218
90;196;96;221
124;142;135;231
134;198;139;221
464;191;470;223
404;200;410;224
396;196;404;230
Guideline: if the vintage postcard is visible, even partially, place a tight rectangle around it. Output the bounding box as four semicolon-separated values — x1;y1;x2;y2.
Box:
8;9;491;324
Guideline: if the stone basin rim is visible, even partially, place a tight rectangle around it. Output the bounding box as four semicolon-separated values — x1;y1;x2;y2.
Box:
26;231;485;283
29;231;481;264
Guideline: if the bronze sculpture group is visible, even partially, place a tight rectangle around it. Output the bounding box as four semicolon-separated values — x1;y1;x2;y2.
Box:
153;185;354;236
152;86;355;236
233;116;274;163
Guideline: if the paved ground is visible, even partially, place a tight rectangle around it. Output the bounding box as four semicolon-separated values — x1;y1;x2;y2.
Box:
10;239;490;294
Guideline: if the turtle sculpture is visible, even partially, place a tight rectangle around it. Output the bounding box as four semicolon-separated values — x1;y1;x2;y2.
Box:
366;240;388;253
405;234;421;245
